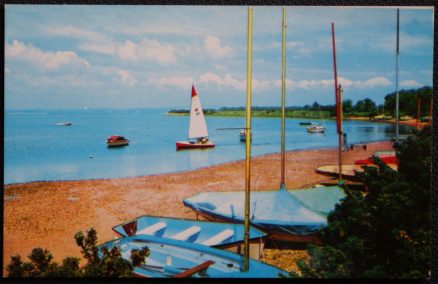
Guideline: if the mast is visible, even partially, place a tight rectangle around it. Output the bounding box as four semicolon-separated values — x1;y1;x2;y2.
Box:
331;22;342;182
280;6;286;190
395;8;400;142
243;5;253;272
417;95;421;129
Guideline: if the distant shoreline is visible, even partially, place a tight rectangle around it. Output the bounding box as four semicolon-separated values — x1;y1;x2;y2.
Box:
166;110;427;129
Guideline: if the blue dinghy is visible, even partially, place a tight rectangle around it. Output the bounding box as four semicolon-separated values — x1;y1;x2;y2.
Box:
98;234;287;278
183;186;346;243
112;215;266;259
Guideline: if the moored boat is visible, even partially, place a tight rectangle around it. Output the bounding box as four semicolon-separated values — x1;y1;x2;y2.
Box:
306;123;325;133
56;121;72;126
112;215;267;259
106;135;129;147
176;85;215;150
98;235;287;278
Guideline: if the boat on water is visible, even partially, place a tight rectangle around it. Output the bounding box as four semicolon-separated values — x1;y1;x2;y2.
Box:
56;121;72;126
183;186;345;243
239;129;252;142
106;135;129;147
299;121;312;125
176;85;215;149
112;215;267;260
98;234;287;278
306;122;325;133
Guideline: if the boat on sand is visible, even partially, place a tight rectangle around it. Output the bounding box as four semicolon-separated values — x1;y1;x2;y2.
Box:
112;215;267;259
98;234;287;278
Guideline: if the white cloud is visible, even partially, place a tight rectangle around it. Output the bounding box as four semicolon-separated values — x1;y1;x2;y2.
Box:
111;39;177;64
45;25;108;42
204;36;233;59
80;43;116;55
117;70;137;86
148;74;194;89
400;80;422;87
200;72;223;85
356;77;392;88
117;40;137;60
5;40;90;70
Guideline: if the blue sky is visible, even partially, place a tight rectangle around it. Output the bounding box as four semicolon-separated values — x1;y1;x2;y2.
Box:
4;5;434;110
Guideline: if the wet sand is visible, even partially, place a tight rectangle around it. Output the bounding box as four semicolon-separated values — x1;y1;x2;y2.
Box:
4;140;394;275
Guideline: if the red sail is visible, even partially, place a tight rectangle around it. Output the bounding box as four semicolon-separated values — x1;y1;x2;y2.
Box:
332;23;341;134
191;85;197;97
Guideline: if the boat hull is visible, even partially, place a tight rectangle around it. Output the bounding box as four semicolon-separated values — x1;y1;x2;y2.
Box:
176;141;215;149
112;215;266;260
316;164;398;180
190;210;321;244
98;235;287;278
183;186;346;244
355;155;397;165
107;140;129;147
306;127;325;133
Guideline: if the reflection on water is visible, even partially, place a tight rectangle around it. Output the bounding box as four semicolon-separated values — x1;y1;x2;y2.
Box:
4;109;414;184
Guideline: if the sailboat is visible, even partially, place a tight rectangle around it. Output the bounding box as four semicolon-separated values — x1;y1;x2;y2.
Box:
176;85;215;149
306;109;326;133
183;8;345;244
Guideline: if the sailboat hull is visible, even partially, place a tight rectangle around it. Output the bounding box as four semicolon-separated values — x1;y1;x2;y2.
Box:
176;141;215;149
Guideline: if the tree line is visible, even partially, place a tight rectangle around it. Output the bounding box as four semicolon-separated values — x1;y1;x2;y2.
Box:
169;86;432;119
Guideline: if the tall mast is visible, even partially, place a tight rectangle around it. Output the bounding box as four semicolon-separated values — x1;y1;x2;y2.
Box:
243;5;253;272
395;8;400;142
331;22;342;182
280;6;287;190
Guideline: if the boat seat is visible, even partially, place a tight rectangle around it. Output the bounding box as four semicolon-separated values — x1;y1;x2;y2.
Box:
201;229;234;246
173;260;215;278
136;222;167;236
171;226;201;242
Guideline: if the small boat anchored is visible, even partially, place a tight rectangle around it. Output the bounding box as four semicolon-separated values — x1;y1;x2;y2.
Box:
306;122;325;133
56;121;72;126
176;85;215;150
106;135;129;147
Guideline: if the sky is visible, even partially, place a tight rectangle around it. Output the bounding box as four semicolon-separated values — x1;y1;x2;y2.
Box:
4;5;434;110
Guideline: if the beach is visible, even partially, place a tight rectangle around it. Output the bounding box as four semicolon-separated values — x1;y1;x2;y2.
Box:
4;140;395;275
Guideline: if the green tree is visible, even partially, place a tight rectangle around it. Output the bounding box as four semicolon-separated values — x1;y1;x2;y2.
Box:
293;126;431;279
342;99;353;114
353;98;377;115
7;228;149;278
384;86;432;117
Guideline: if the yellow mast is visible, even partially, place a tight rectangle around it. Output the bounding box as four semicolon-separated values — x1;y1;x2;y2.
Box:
243;5;253;272
280;6;287;190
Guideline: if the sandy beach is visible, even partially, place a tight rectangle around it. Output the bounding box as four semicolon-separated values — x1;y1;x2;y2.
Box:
4;140;395;275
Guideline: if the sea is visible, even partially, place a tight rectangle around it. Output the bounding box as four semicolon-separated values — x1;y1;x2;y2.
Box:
4;108;412;184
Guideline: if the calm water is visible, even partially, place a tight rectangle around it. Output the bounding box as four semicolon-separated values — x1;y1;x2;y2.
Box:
4;108;411;184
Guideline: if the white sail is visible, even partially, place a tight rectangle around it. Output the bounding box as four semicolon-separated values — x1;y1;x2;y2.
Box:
188;85;209;139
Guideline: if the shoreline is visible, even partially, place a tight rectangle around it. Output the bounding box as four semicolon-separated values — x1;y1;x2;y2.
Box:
4;140;395;275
